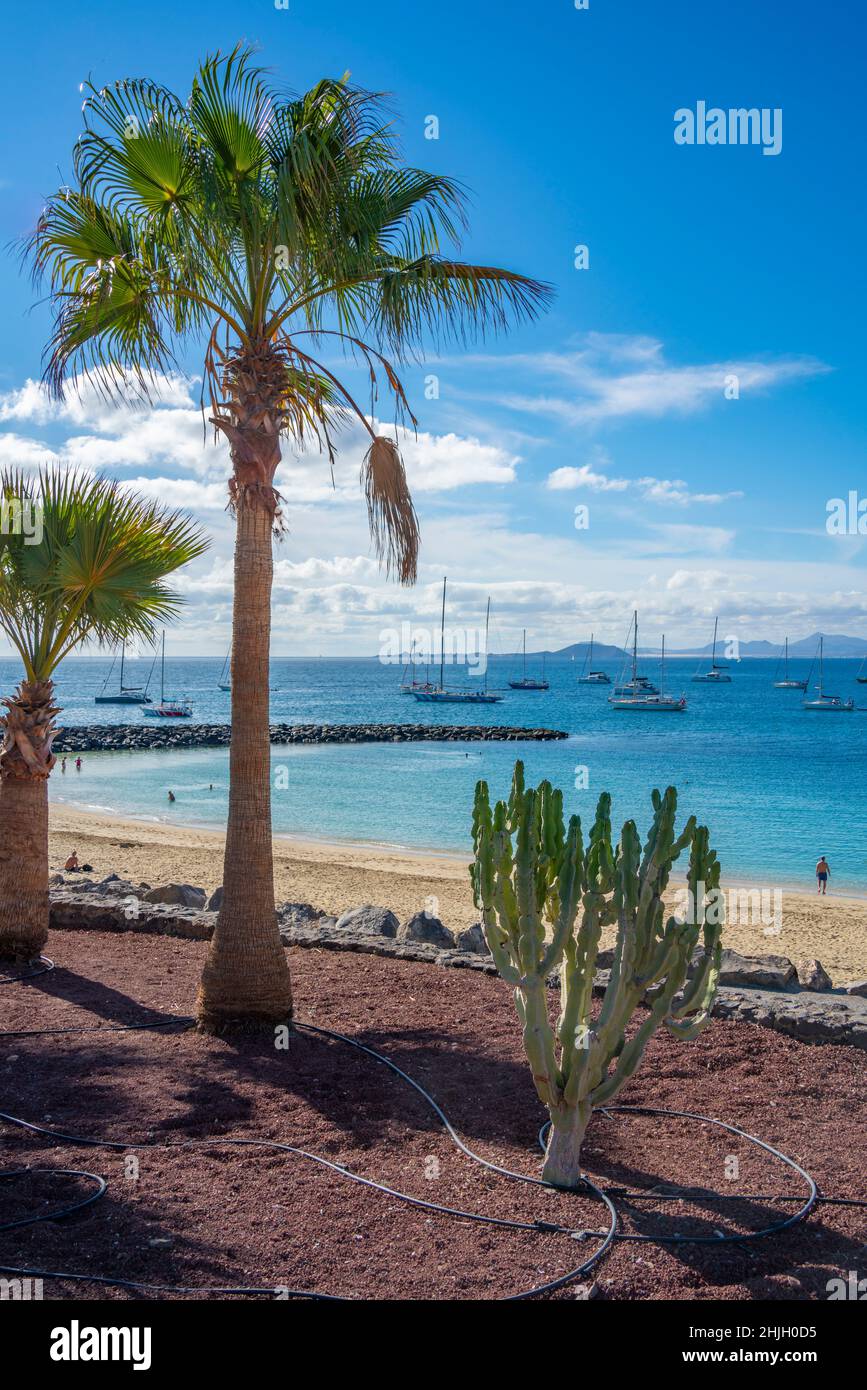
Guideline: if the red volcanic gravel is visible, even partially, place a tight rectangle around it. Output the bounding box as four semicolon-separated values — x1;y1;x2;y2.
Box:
1;929;865;1301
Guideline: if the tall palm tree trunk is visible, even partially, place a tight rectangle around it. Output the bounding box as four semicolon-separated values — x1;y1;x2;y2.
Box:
197;491;293;1033
0;680;57;960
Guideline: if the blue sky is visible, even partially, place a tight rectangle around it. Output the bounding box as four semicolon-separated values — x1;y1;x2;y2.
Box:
0;0;865;655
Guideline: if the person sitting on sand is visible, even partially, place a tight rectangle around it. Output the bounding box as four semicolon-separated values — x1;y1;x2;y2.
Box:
64;851;80;872
816;855;830;895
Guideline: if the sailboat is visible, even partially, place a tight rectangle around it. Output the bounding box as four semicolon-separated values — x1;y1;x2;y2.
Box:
413;580;503;704
217;649;231;692
803;636;854;711
610;635;687;712
612;612;659;696
576;633;611;685
399;637;437;694
94;640;153;705
773;636;807;690
857;654;867;685
508;630;549;690
692;617;732;683
143;632;193;718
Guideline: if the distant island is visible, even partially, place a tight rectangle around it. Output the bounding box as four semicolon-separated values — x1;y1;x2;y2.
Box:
524;632;867;661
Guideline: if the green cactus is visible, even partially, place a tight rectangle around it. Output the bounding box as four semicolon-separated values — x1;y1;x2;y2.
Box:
470;761;722;1190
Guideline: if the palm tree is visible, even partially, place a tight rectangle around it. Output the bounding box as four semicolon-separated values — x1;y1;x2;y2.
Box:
0;469;208;961
26;46;552;1032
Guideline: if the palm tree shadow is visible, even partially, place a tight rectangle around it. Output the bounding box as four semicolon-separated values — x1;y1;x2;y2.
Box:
18;963;185;1028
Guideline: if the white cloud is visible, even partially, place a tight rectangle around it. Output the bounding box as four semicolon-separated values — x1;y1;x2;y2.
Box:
643;523;736;556
452;334;829;425
123;476;230;512
547;464;629;492
0;432;62;469
546;444;628;493
636;477;744;506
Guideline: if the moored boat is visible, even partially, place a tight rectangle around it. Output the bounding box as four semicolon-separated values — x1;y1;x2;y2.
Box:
803;636;854;710
412;581;504;704
217;649;231;692
508;630;549;690
94;640;153;705
611;612;659;696
143;631;193;718
576;633;610;685
610;634;687;712
692;617;732;683
773;636;807;690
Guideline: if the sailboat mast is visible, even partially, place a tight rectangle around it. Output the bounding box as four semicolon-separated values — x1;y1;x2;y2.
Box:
818;635;824;696
522;628;526;678
484;598;492;693
160;631;165;704
711;616;718;667
439;577;446;690
120;640;125;692
633;611;638;682
661;633;666;695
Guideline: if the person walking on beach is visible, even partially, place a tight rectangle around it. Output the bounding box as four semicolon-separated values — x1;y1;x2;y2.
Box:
75;756;82;772
816;855;830;895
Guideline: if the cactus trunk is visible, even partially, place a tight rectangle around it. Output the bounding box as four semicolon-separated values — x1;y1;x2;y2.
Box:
542;1102;591;1188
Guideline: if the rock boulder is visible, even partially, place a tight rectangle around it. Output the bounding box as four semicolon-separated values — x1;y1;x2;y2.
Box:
399;912;455;949
717;949;796;991
456;923;490;955
142;883;207;910
333;905;399;938
797;958;832;992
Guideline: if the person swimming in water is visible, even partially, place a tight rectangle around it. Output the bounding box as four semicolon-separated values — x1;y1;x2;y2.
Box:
167;790;176;803
816;855;830;895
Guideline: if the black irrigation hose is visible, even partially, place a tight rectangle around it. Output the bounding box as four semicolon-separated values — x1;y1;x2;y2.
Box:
0;1168;107;1232
539;1108;819;1244
1;1019;193;1039
0;955;55;984
1;977;860;1299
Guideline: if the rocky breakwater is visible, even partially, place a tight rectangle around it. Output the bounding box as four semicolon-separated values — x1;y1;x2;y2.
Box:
53;722;569;753
46;881;867;1051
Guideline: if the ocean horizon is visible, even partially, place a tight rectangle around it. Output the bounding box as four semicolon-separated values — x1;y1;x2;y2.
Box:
17;651;866;895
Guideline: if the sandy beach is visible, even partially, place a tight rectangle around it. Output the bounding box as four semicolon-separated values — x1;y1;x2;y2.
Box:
48;804;867;985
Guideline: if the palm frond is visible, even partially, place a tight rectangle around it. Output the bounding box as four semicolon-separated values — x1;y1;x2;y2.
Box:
0;468;209;678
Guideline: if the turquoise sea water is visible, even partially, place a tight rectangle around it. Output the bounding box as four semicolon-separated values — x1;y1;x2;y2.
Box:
10;652;866;893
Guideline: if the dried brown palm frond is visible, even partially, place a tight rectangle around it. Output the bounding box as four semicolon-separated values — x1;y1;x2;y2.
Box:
361;435;419;585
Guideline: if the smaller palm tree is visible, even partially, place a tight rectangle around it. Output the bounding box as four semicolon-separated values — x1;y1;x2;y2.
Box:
0;468;209;960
